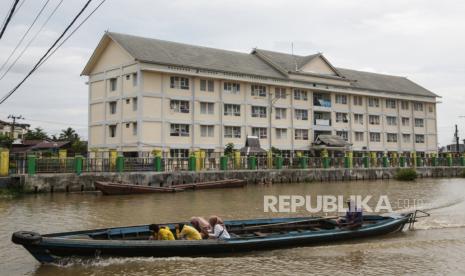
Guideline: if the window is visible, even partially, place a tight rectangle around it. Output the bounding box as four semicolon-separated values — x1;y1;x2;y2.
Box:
132;122;137;136
170;76;189;90
132;73;138;87
353;96;363;106
336;131;348;141
387;133;397;143
276;128;287;139
335;94;347;104
295;109;308;120
132;97;138;111
386;99;396;109
275;108;287;120
369;132;381;142
200;125;214;137
252;127;267;139
251;106;267;118
294;89;308;101
224;104;240;116
109;78;117;91
355;132;364;142
415;134;425;143
314;93;331;107
251;85;267;97
170;100;190;113
386;116;397;126
224;126;241;138
109;125;117;138
354;114;364;125
109;101;117;114
414;118;424;127
200;102;214;115
369;115;380;125
200;79;214;92
401;101;409;110
170;124;190;137
275;87;287;99
335;112;348;123
402;117;410;126
402;134;411;143
224;82;240;94
413;102;424;111
170;149;189;158
294;129;308;140
428;105;434;113
368;97;379;107
126;99;130;104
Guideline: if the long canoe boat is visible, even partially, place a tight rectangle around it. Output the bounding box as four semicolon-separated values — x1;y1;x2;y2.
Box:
94;181;183;195
94;179;246;195
12;213;413;263
173;179;246;190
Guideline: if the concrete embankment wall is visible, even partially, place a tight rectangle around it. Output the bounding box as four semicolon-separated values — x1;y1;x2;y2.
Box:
8;167;465;193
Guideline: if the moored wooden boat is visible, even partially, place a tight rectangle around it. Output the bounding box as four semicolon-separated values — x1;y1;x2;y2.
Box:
12;213;413;263
173;179;246;190
94;181;184;195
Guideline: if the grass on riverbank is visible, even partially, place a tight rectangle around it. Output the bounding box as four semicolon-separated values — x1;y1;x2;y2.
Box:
0;188;23;198
395;168;418;181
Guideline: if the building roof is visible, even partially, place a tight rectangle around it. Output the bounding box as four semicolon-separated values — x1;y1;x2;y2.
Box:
240;136;267;155
106;32;285;79
313;135;352;147
336;68;438;97
84;32;438;98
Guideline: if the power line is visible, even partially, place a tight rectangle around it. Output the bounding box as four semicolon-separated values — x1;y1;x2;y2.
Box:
0;0;51;77
38;0;107;68
0;0;94;105
0;0;64;81
0;0;20;40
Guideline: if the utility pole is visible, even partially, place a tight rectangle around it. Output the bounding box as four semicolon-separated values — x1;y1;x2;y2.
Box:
7;114;24;140
454;124;460;153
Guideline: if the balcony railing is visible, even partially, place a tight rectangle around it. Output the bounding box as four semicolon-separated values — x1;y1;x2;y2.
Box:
314;119;331;126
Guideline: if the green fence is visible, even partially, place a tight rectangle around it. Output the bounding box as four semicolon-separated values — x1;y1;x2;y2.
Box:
9;154;465;175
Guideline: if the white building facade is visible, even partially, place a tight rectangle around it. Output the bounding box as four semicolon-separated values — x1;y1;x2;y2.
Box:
82;32;439;157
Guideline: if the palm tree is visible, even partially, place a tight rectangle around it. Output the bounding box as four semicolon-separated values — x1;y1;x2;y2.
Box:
59;127;79;142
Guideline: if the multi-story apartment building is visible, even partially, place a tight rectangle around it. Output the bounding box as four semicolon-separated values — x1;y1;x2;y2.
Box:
82;32;439;157
0;120;30;140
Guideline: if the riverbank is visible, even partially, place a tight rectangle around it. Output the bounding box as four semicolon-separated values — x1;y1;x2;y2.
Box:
5;166;465;193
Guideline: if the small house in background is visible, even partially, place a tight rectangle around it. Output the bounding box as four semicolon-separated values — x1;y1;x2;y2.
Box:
0;120;30;141
312;134;352;157
10;140;72;157
240;136;267;156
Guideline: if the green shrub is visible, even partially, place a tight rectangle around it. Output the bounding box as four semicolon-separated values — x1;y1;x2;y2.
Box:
395;168;417;181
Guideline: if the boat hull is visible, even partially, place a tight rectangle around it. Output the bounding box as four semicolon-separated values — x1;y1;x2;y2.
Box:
12;215;411;263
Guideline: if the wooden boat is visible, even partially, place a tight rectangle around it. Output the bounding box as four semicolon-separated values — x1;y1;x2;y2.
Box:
173;179;246;190
12;213;413;263
94;181;184;195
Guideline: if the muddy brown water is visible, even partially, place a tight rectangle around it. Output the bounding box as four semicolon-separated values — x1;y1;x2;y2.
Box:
1;178;465;275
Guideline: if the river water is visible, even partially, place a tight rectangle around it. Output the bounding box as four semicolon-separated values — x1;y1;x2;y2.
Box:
1;178;465;275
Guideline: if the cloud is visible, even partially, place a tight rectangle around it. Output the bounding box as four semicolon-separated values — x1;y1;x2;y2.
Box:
0;0;464;146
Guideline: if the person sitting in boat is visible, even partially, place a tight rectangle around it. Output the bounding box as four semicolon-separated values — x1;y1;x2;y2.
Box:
190;216;211;239
175;223;202;240
208;216;231;240
148;224;175;240
337;200;363;229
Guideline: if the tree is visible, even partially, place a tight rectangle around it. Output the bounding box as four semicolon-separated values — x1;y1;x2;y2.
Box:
24;127;49;140
224;142;235;156
0;133;14;148
59;127;79;142
71;140;87;154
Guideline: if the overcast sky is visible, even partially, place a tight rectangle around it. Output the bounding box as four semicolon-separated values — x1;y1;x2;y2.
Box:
0;0;464;147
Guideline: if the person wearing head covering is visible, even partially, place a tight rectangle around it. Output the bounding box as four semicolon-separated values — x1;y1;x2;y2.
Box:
148;224;175;240
190;216;211;239
208;216;231;240
175;223;202;240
